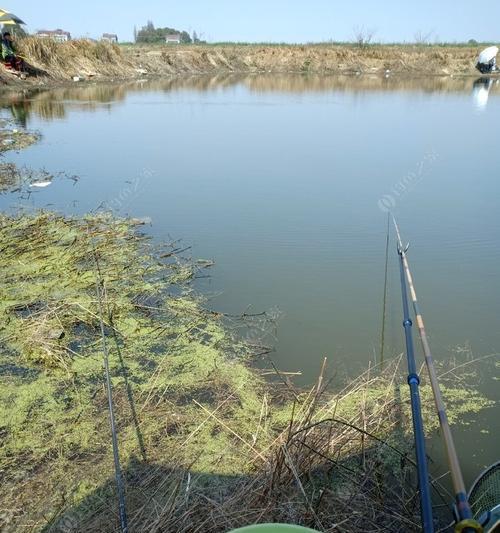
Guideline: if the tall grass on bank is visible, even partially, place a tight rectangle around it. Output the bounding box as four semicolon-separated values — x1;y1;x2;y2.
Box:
18;37;129;78
8;37;484;79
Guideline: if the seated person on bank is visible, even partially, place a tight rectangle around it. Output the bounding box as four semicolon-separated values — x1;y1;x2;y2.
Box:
2;32;23;71
476;46;498;74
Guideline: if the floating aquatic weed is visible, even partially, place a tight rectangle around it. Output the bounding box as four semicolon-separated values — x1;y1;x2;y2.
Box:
0;163;79;194
0;118;40;153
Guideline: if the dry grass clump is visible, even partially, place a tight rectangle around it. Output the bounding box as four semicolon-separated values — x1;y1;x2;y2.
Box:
20;37;123;64
120;43;481;76
49;355;492;533
18;37;135;79
131;367;427;533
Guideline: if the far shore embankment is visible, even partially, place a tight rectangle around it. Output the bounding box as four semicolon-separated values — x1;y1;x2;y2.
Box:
0;38;493;87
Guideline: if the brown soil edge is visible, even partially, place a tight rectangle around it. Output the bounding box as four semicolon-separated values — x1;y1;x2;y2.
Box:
1;40;496;89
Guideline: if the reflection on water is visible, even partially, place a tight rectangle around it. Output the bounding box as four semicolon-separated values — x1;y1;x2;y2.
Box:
1;74;499;125
0;84;128;124
472;77;498;111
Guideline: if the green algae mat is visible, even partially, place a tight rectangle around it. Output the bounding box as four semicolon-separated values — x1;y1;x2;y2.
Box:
0;212;493;532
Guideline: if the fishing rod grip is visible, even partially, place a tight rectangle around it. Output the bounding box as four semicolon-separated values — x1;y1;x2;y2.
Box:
454;520;483;533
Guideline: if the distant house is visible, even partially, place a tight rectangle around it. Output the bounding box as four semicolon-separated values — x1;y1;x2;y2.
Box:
36;29;71;42
165;34;181;44
102;33;118;43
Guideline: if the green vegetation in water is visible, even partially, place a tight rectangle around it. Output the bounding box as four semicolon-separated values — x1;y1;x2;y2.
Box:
0;118;82;193
0;118;40;153
0;212;493;532
0;163;80;194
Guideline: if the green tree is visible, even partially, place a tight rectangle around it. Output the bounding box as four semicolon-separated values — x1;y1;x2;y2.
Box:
136;21;192;44
180;31;192;44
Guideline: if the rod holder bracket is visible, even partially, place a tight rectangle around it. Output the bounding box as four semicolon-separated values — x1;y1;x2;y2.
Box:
397;242;410;255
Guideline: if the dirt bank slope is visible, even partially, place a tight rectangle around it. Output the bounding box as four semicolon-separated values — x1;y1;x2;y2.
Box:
2;39;487;85
127;43;482;76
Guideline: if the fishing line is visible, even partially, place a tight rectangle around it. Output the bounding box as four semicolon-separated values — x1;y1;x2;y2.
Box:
379;212;390;364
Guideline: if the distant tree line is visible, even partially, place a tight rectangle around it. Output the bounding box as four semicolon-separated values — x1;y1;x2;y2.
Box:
135;21;194;44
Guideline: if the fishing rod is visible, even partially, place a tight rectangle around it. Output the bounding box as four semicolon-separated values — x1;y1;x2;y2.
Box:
396;237;434;532
93;251;128;533
379;213;390;365
392;216;482;533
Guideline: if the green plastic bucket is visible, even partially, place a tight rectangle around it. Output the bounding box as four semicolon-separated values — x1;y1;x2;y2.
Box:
229;525;319;533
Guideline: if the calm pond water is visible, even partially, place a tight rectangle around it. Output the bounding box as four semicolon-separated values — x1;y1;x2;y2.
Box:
0;74;498;489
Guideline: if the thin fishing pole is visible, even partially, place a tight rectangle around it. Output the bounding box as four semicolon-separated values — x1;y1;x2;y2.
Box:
396;239;434;532
392;216;481;532
380;212;390;364
93;251;128;533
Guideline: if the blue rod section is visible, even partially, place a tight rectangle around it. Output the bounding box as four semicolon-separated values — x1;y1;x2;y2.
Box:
397;245;434;533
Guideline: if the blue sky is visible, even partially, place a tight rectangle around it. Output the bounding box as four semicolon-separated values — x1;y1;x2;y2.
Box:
12;1;500;43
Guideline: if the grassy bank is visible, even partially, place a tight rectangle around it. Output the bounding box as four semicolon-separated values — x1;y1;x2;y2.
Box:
1;38;490;86
0;212;493;532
